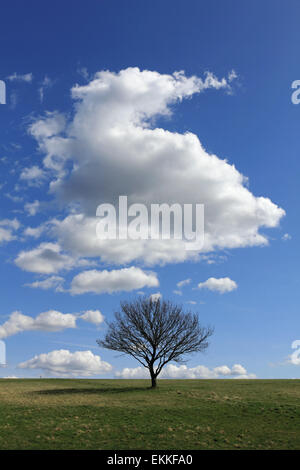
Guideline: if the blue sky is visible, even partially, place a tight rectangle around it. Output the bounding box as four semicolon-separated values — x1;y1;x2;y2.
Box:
0;0;299;379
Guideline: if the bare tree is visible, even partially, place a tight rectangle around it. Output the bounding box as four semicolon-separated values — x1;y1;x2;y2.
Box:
97;297;214;388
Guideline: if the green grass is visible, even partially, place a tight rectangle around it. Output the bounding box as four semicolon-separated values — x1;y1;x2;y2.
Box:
0;379;300;449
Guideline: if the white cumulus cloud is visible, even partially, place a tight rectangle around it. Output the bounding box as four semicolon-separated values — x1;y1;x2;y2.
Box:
20;166;46;185
0;308;105;339
14;242;87;274
116;363;256;379
70;266;159;295
24;200;40;216
0;218;20;243
24;67;284;267
0;310;76;339
18;349;112;377
197;277;237;294
80;310;104;324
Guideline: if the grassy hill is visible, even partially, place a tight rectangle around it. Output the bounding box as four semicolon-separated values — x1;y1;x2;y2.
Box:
0;378;299;449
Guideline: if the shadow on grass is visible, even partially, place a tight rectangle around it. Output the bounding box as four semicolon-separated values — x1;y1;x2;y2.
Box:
32;386;154;396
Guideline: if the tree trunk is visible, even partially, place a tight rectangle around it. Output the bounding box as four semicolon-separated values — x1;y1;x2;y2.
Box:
149;366;157;388
151;374;157;388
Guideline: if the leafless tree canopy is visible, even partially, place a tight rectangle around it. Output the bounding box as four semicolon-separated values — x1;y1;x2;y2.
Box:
97;297;214;387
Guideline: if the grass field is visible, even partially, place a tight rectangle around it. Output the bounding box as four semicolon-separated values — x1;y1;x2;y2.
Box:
0;378;300;449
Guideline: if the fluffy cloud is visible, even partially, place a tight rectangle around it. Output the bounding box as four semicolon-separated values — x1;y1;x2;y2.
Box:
0;309;105;339
197;277;237;294
23;225;45;238
70;266;159;295
230;364;247;375
1;376;19;379
0;219;20;230
29;111;67;172
20;166;46;185
0;310;76;339
115;367;149;379
18;349;112;377
50;214;197;265
25;275;64;292
116;363;256;379
26;67;284;266
80;309;104;324
0;218;20;243
24;200;40;216
14;242;87;274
